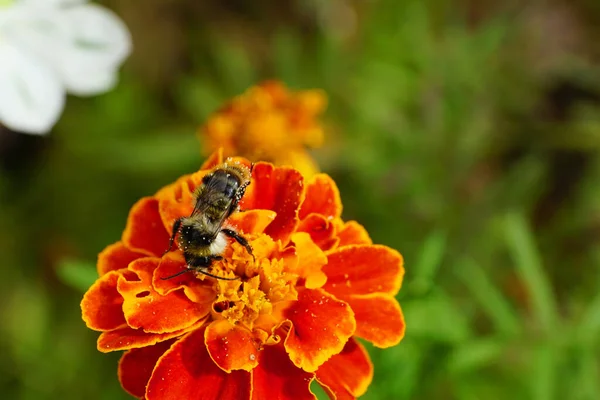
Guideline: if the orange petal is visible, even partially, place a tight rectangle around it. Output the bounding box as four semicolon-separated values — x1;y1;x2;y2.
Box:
156;173;199;236
251;344;316;400
315;338;373;399
122;197;170;257
118;258;210;333
227;209;277;235
205;320;258;372
345;294;406;348
337;221;372;247
152;252;217;304
201;148;225;169
146;328;251;400
283;288;356;372
97;241;145;276
297;214;339;251
98;318;206;352
323;245;403;298
299;174;342;220
290;232;327;289
118;339;175;399
242;163;304;244
81;270;127;331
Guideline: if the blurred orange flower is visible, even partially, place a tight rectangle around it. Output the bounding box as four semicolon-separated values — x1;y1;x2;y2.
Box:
200;81;326;177
81;150;405;400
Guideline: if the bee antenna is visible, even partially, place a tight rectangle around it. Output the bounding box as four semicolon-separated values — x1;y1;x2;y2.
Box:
160;268;192;280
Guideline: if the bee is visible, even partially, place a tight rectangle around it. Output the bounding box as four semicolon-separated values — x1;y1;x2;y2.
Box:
161;162;254;280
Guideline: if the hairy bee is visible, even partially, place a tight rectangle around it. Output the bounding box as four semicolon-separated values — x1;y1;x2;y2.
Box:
161;162;254;280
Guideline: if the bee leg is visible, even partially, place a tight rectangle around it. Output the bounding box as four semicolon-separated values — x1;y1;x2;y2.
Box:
197;269;240;281
163;217;183;256
222;228;255;261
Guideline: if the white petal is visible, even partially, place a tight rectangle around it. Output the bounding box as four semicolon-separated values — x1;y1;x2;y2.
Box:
57;4;131;95
2;2;131;96
0;42;65;135
1;6;72;67
17;0;87;7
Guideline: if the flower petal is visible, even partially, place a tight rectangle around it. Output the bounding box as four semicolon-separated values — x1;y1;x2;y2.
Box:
55;4;131;95
118;258;210;333
19;0;87;6
156;173;201;234
299;174;342;220
251;344;316;400
201;148;224;170
315;338;373;399
323;245;403;297
152;252;217;303
344;294;405;348
98;317;206;352
122;197;170;257
81;270;127;331
297;214;339;251
290;232;327;289
118;340;175;399
242;163;305;244
205;320;258;372
0;41;65;134
146;328;251;400
97;241;144;276
336;221;372;247
283;288;355;372
228;209;277;235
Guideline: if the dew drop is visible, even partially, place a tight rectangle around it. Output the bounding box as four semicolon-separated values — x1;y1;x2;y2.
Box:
249;354;256;361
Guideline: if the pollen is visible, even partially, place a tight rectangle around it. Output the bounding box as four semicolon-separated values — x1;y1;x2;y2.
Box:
209;234;298;339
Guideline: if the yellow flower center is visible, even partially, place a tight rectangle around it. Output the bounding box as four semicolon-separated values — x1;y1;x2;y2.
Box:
208;234;298;342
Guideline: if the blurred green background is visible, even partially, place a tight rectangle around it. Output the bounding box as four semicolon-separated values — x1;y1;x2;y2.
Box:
2;0;600;399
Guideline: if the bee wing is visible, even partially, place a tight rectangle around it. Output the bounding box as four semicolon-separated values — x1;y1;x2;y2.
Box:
189;179;232;229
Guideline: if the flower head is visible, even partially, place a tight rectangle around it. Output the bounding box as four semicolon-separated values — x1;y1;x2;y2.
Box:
200;81;327;177
0;0;131;134
81;149;405;400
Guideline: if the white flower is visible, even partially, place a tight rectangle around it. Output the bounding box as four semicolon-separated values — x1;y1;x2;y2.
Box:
0;0;131;134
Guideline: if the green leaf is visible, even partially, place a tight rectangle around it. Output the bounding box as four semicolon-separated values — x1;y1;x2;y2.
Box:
531;343;558;400
504;212;558;333
447;337;506;374
56;259;98;292
273;30;302;86
403;289;471;343
577;290;600;346
212;42;256;94
410;229;447;294
455;258;521;336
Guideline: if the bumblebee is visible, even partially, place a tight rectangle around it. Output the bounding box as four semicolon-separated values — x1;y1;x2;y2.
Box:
161;162;254;280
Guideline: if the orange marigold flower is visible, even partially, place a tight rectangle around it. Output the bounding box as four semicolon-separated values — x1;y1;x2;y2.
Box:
200;81;326;177
81;149;405;400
